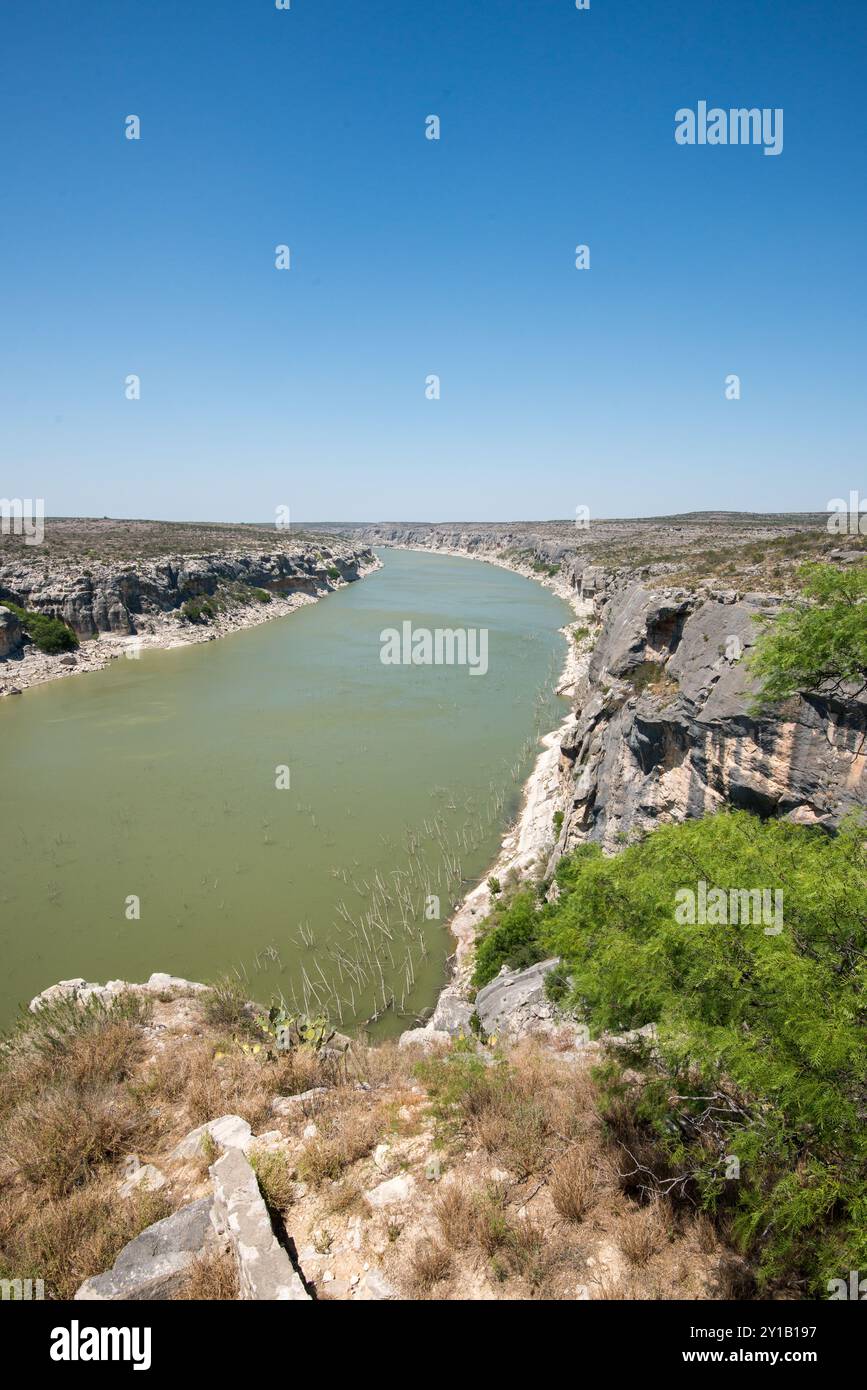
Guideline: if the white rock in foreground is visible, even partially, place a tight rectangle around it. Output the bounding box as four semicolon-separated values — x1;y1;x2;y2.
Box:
210;1148;309;1300
118;1163;167;1199
270;1087;328;1117
365;1174;416;1208
171;1114;252;1160
397;1027;450;1051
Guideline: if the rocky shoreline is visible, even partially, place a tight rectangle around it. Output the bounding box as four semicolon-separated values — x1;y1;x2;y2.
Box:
343;532;866;1045
0;542;380;698
387;542;595;1046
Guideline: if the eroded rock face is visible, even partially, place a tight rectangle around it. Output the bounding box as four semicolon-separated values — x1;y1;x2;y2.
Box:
0;543;374;637
0;605;22;657
430;994;474;1036
558;583;866;850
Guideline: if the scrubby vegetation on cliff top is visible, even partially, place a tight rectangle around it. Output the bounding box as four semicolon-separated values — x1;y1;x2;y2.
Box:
749;560;867;705
472;810;867;1294
0;516;333;562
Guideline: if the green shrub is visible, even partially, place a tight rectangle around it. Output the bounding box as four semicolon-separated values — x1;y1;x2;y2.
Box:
180;597;217;624
250;587;271;604
522;811;867;1293
749;561;867;706
1;601;78;654
326;566;341;581
472;889;548;990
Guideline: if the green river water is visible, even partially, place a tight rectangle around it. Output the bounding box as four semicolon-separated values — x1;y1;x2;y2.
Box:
0;548;571;1036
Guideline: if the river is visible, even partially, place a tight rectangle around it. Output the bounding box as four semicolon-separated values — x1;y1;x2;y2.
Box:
0;548;571;1035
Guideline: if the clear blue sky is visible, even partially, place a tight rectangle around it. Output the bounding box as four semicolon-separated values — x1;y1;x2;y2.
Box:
1;0;864;522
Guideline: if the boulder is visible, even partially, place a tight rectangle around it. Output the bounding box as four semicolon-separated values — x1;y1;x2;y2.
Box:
475;958;561;1041
398;1027;450;1051
270;1087;329;1117
75;1199;215;1300
355;1269;398;1300
364;1174;416;1208
118;1163;167;1199
171;1115;252;1161
29;972;209;1013
430;993;474;1036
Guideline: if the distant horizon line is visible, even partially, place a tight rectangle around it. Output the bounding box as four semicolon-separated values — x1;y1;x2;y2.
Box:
32;510;834;528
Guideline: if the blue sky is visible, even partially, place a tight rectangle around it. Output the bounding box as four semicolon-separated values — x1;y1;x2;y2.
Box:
1;0;864;522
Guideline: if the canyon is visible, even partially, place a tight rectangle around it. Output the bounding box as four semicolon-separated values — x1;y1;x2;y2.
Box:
326;515;866;854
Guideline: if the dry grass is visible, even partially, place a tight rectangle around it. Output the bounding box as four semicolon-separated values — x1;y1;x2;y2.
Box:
0;1010;145;1121
201;978;259;1036
347;1040;416;1089
3;1083;152;1197
550;1145;598;1222
434;1183;477;1251
422;1041;599;1178
173;1248;239;1301
161;1038;328;1132
408;1236;452;1292
0;984;737;1303
712;1254;757;1300
618;1200;671;1267
494;1216;557;1291
0;1000;153;1201
322;1180;367;1217
436;1181;562;1292
690;1211;721;1256
250;1147;295;1213
297;1105;379;1186
0;1179;170;1300
0;515;344;563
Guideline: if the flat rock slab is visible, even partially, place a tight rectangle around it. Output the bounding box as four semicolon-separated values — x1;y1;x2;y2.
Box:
355;1269;398;1300
271;1087;328;1117
210;1147;310;1301
475;958;560;1039
172;1114;252;1160
75;1199;215;1301
118;1163;166;1199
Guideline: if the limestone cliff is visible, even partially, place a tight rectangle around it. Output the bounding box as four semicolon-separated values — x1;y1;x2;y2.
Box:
557;582;866;853
0;540;375;637
0;605;22;658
